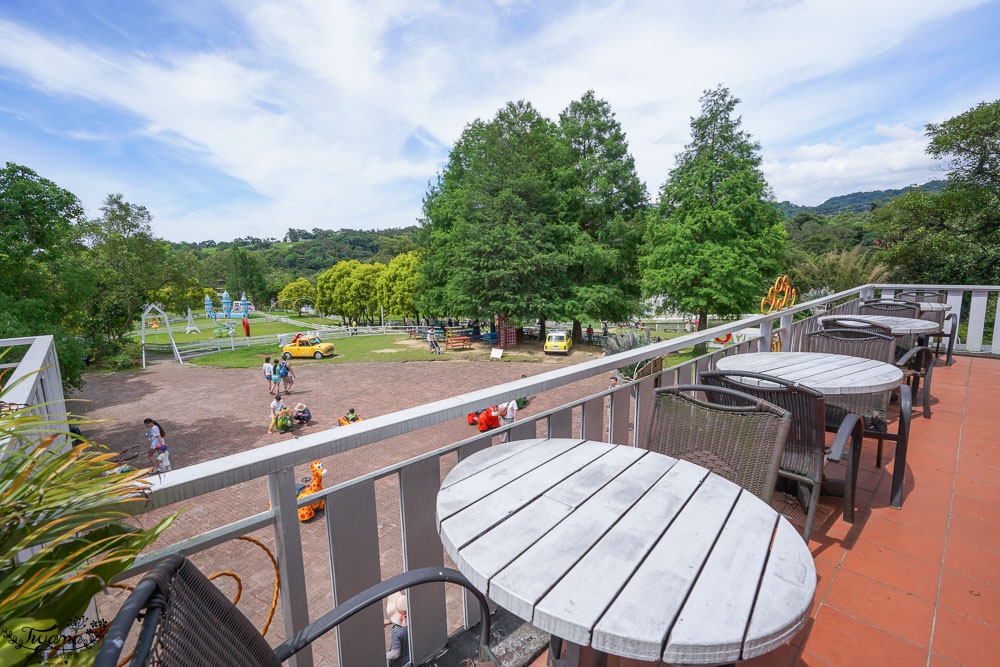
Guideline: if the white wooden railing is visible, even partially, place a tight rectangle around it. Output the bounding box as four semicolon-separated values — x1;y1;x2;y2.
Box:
13;284;1000;666
0;335;68;445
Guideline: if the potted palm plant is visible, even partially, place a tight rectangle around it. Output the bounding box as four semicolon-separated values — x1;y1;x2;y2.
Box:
0;370;176;666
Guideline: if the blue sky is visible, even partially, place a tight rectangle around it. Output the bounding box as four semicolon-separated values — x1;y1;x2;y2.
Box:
1;0;997;242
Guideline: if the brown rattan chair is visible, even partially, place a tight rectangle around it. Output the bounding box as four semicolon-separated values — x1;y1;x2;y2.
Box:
643;384;791;504
811;324;936;420
897;290;958;365
95;555;498;666
699;370;864;541
801;329;915;508
859;299;921;319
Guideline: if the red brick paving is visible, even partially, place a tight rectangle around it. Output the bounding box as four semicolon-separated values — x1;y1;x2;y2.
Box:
82;356;607;665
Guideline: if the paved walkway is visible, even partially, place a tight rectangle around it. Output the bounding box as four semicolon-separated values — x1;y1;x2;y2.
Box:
82;357;607;665
532;356;1000;667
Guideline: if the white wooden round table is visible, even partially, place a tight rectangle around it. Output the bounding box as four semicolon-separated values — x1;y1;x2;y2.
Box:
819;314;940;336
714;351;903;395
436;438;816;665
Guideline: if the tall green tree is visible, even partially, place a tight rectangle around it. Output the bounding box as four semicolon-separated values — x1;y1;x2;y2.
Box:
316;259;361;322
377;251;421;320
872;99;999;284
277;277;317;314
640;86;786;352
225;245;268;307
558;91;648;340
418;101;574;330
0;163;93;389
82;194;179;348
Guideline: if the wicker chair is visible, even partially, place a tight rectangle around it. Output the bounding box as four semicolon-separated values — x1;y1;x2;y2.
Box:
95;556;498;667
643;384;791;503
801;330;915;508
700;371;864;541
859;299;921;319
812;324;936;420
897;290;958;365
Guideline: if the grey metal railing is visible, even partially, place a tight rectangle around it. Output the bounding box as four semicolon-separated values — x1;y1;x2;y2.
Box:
19;283;1000;666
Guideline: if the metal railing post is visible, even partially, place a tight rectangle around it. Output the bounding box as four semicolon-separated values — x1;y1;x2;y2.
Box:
267;468;313;667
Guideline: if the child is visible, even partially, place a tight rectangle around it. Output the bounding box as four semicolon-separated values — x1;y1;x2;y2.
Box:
262;356;273;393
268;395;285;434
143;418;172;473
271;358;282;395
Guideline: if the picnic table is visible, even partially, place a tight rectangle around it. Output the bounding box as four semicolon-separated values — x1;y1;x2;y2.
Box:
437;438;815;665
444;336;472;350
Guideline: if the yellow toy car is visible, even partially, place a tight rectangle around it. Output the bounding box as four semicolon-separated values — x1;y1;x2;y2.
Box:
543;331;573;354
281;335;335;360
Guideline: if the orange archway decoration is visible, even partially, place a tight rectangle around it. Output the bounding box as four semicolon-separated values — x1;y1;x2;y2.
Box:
760;275;796;315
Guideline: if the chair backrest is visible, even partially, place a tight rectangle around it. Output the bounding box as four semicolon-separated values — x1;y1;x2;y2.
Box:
96;554;280;667
860;299;920;319
897;290;946;304
700;370;826;482
803;328;896;363
644;384;791;502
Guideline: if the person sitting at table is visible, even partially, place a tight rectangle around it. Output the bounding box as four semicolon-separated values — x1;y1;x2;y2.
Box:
293;402;311;425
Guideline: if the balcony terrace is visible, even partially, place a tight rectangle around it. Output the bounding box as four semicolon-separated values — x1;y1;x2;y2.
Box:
6;283;999;666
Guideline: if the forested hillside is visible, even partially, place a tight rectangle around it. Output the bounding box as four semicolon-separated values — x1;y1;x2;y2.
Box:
777;179;946;217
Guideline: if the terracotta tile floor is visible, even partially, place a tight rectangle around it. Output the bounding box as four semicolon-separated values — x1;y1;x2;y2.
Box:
531;355;1000;667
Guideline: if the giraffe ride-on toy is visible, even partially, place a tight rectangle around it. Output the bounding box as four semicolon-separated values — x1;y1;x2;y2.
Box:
296;460;326;521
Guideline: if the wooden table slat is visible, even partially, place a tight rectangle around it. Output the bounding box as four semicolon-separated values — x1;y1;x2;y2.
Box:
591;474;741;661
441;437;544;490
440;441;615;552
533;459;709;645
489;453;676;620
454;447;648;593
743;519;817;659
436;438;581;524
662;492;779;664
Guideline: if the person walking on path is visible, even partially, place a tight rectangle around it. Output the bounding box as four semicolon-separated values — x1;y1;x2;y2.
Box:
498;398;518;442
268;395;285;434
144;418;171;473
262;357;274;393
271;358;282;395
278;358;296;394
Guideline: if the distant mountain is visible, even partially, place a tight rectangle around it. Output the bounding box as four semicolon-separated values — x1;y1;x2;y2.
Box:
777;180;947;218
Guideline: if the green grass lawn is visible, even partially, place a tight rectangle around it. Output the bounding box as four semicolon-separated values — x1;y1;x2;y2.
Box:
139;319;317;344
188;334;454;367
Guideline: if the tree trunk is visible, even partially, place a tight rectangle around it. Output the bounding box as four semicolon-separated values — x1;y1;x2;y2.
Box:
572;320;582;345
539;316;546;341
693;308;709;355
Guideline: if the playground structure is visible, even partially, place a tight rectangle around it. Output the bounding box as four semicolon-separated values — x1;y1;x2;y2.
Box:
140;303;181;367
204;291;257;319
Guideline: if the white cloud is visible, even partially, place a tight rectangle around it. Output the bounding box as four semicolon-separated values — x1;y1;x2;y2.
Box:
763;126;933;204
0;0;991;240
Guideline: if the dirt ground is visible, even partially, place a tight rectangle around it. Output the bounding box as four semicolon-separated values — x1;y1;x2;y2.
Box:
79;356;608;665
